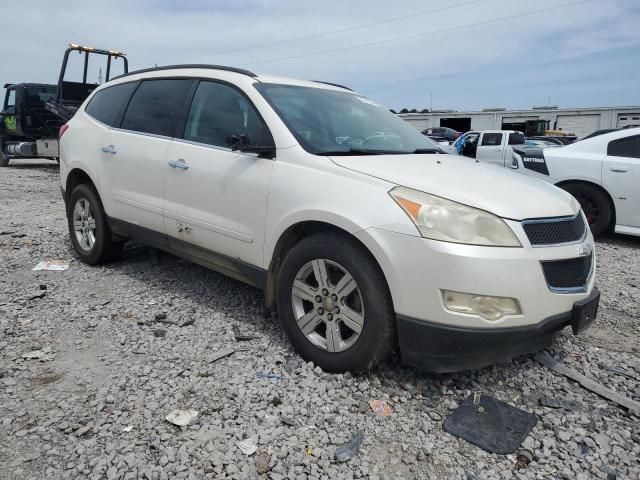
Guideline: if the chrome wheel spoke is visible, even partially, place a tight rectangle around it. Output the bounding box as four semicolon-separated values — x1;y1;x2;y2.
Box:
312;259;330;289
87;218;96;229
73;220;83;231
334;271;357;299
297;310;322;335
292;279;317;303
340;307;364;335
326;321;342;352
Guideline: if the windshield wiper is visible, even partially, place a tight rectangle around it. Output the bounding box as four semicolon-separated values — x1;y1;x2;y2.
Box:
412;148;445;154
319;148;398;156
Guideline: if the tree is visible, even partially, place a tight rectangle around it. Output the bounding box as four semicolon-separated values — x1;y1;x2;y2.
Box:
409;109;418;113
420;108;430;113
389;109;397;114
399;108;409;114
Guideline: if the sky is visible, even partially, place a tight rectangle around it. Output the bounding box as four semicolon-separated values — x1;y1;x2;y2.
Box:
1;0;639;112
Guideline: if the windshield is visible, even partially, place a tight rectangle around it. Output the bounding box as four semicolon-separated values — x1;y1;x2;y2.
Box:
254;83;443;155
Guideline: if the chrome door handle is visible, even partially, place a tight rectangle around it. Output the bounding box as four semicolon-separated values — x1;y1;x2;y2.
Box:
168;159;189;170
610;166;628;172
101;145;116;155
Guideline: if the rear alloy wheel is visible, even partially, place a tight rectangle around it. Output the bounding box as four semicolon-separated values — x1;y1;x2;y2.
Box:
277;232;395;372
67;183;123;264
562;183;612;236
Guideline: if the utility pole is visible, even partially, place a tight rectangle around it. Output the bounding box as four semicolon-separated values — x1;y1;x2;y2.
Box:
430;93;433;112
97;68;104;85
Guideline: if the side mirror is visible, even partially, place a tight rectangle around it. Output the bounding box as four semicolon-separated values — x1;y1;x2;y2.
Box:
226;133;276;159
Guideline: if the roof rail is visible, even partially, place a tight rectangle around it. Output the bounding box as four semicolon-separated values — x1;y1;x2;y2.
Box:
312;80;353;91
112;64;258;81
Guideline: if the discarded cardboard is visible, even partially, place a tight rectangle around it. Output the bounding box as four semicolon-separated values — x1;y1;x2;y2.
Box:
33;260;69;271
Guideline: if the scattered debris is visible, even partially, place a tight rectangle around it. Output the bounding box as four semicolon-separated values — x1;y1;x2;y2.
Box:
280;415;297;427
32;260;69;271
599;363;639;381
539;396;578;409
178;318;195;327
369;399;394;416
335;431;365;463
0;231;15;236
165;409;198;427
207;348;235;363
12;233;27;238
535;352;640;415
22;349;56;362
233;325;257;341
306;446;314;456
236;437;258;456
599;464;618;480
255;452;271;474
155;313;167;320
270;396;282;406
152;329;166;338
443;394;538;454
256;371;285;381
24;291;46;301
122;425;133;432
515;449;534;470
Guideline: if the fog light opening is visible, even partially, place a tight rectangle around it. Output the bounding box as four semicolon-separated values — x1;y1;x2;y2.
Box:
443;290;521;321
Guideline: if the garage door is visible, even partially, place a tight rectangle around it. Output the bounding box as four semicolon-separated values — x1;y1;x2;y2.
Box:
616;113;640;129
556;114;600;138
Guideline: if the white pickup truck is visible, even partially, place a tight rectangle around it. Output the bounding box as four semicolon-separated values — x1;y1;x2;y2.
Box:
455;130;528;167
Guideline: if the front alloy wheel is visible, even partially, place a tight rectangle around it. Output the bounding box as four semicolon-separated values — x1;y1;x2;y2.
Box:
291;259;365;353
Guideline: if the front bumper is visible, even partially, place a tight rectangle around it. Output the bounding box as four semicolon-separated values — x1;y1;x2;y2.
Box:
397;288;599;373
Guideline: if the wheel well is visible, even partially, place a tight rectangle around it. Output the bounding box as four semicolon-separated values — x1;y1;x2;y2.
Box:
65;169;96;204
264;221;385;312
555;179;616;227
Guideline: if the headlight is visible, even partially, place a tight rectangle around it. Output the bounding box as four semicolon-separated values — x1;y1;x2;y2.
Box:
390;186;521;247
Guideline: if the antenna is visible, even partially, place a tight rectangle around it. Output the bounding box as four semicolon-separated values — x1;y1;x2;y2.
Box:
97;68;103;84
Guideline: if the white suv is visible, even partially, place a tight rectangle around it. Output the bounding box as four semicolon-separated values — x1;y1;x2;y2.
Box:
59;65;599;373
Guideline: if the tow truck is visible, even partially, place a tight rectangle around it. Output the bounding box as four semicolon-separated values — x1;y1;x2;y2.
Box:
0;44;127;167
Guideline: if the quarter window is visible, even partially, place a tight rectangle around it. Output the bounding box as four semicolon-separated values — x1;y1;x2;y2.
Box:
121;79;191;137
85;82;137;127
607;135;640;159
481;133;503;146
183;81;270;148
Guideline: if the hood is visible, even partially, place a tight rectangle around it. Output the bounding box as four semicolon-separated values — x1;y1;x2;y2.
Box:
330;154;579;220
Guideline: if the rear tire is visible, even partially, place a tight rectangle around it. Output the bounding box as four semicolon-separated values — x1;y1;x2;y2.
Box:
561;183;612;236
66;183;123;264
276;232;395;373
0;138;9;167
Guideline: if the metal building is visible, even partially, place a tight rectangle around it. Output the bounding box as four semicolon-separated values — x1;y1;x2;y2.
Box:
398;105;640;138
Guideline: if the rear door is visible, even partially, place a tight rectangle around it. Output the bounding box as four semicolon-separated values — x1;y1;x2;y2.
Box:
475;132;503;165
163;79;275;268
101;79;192;233
603;134;640;228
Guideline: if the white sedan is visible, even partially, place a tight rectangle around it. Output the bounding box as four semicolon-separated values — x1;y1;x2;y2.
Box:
511;128;640;237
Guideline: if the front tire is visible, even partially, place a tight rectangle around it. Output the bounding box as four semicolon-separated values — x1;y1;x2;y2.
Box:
277;232;395;373
562;183;612;236
0;138;9;167
66;183;123;264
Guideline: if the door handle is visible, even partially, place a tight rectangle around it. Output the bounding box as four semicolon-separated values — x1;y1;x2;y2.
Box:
100;145;116;155
610;166;628;172
168;159;189;170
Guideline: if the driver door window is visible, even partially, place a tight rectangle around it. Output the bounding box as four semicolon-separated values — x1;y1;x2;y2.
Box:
5;90;16;111
184;81;270;148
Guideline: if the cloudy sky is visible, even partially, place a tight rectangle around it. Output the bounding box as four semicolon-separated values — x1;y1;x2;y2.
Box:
1;0;639;111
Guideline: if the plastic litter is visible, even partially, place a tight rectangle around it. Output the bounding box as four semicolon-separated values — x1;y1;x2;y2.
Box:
539;396;578;409
443;394;538;455
536;351;640;415
22;349;56;362
33;260;69;271
515;449;534;470
369;399;393;416
165;409;198;426
335;431;365;462
256;371;285;381
122;425;133;432
236;437;258;455
207;348;235;363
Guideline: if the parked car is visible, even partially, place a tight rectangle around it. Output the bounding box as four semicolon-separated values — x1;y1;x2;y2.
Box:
511;127;640;237
525;138;561;148
581;129;618;141
456;130;526;166
421;127;460;142
529;135;576;145
59;65;599;373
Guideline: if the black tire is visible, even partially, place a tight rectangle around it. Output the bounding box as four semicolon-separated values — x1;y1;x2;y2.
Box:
66;183;123;264
562;183;612;236
0;138;9;167
277;232;395;373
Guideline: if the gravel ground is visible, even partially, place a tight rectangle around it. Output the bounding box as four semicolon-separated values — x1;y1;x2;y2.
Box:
0;159;638;480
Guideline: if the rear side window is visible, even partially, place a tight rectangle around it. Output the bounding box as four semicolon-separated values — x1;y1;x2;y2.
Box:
121;79;191;137
508;132;525;145
183;81;271;148
481;133;503;146
85;82;137;127
608;135;640;159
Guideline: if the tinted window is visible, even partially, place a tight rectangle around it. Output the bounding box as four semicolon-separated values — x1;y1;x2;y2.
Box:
183;81;271;148
481;133;503;146
508;132;525;145
85;82;137;127
121;79;191;137
608;135;640;159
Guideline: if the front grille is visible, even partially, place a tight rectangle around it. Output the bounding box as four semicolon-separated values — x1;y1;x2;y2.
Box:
541;254;593;290
523;214;586;246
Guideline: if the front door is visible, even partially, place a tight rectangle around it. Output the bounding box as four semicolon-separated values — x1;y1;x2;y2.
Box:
603;134;640;228
163;80;275;268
